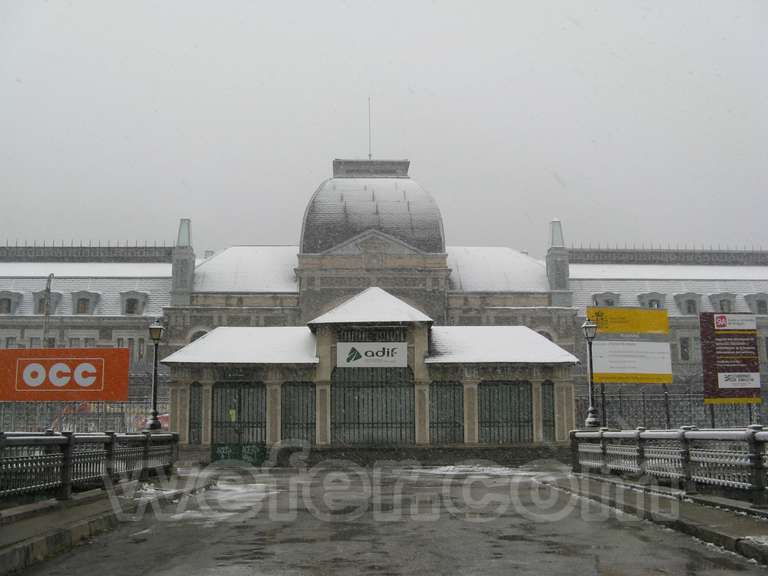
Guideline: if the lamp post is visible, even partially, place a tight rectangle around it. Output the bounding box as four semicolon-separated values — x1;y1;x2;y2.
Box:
146;320;164;431
582;319;600;428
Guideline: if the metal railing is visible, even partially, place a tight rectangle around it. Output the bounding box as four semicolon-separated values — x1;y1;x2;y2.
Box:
575;391;761;430
570;426;767;505
0;401;170;433
0;430;179;500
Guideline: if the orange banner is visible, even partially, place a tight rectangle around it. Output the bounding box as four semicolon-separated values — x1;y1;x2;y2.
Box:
0;348;129;401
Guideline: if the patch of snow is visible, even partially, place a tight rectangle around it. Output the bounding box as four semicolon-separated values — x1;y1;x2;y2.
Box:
426;326;579;364
571;264;768;281
308;287;433;324
446;247;549;292
0;262;171;278
193;246;298;293
162;327;318;364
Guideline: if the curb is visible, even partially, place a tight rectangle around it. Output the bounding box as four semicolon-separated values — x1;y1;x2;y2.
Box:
547;475;768;565
0;478;214;575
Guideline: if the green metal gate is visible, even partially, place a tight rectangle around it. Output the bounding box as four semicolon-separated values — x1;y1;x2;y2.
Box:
281;382;316;445
541;381;556;442
212;382;266;463
331;367;415;445
188;382;203;445
429;382;464;444
478;381;533;444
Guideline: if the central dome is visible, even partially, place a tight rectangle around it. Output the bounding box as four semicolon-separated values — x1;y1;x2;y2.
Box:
300;159;445;254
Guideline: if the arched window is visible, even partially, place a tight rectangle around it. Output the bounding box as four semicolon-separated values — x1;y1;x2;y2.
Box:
0;298;11;314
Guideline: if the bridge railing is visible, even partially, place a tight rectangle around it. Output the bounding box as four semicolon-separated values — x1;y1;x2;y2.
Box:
0;430;179;500
570;425;767;505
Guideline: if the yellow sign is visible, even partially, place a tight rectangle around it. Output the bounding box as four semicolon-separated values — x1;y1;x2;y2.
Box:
587;307;669;335
593;373;673;384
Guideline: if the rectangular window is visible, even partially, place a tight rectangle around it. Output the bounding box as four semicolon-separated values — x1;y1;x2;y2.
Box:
720;299;732;313
0;299;11;314
604;299;615;307
648;299;660;309
680;337;690;361
128;338;135;365
45;338;56;348
76;298;89;314
686;299;697;314
84;338;95;348
758;300;768;315
117;337;125;348
69;337;81;348
138;338;145;361
30;337;41;348
5;337;16;349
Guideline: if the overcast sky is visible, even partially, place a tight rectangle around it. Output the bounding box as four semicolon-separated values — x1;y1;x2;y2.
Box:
1;1;765;258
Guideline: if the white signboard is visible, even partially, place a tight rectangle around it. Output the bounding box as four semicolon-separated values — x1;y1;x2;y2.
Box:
336;342;408;368
714;314;757;331
718;373;761;389
592;340;672;384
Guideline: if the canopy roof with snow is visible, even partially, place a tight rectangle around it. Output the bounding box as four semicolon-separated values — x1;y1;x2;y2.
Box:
164;287;576;367
163;327;318;365
427;326;578;365
308;287;433;325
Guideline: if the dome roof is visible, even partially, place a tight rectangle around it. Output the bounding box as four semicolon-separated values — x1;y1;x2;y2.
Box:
300;159;445;254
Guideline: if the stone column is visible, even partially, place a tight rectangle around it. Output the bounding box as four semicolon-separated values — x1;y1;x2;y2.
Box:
315;381;331;445
415;381;430;445
201;382;213;446
463;380;479;444
177;386;189;444
532;380;543;443
555;382;568;442
266;381;282;446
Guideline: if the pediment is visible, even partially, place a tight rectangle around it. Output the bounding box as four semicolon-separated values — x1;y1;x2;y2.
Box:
322;230;425;256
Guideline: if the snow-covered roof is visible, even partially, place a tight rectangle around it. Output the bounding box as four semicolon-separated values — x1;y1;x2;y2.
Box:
193;246;298;293
309;287;433;325
571;264;768;281
446;247;549;292
427;326;578;364
162;327;318;364
0;262;171;278
0;277;171;316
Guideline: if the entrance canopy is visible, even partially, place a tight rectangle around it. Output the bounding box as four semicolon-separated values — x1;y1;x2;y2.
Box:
308;287;432;326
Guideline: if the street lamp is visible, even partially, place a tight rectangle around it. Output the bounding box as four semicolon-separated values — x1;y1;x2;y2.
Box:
146;320;164;431
582;319;600;428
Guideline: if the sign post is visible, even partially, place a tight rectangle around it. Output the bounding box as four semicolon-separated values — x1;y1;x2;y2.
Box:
700;313;761;405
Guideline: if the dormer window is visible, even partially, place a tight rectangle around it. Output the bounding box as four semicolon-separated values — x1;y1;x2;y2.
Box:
33;291;62;315
745;294;768;316
709;293;736;314
120;291;148;315
638;292;666;310
0;291;23;315
593;292;620;308
675;293;702;316
71;291;100;315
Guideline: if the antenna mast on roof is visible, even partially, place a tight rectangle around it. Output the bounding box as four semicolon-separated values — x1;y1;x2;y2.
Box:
368;96;372;160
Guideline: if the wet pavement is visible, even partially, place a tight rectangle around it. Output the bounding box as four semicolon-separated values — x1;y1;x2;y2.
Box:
23;462;767;575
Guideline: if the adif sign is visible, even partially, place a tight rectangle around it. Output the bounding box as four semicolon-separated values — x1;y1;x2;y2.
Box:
1;349;129;401
337;342;408;368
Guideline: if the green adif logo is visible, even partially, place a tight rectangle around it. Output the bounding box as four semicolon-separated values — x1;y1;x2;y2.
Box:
346;347;362;363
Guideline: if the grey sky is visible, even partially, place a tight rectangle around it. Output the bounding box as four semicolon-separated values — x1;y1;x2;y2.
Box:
1;0;765;258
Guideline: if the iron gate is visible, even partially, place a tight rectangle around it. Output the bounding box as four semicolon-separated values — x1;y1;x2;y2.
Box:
478;381;533;444
541;381;555;442
331;367;415;445
429;382;464;444
188;382;203;445
281;382;316;445
212;382;266;463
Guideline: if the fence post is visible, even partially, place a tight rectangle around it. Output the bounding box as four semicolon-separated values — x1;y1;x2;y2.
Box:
679;426;696;494
570;430;581;473
599;427;609;475
664;391;671;429
641;391;646;428
636;427;646;479
746;424;766;507
709;404;716;429
105;430;116;482
141;431;152;480
58;431;75;500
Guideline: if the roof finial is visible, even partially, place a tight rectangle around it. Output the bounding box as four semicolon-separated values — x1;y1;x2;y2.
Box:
368;96;373;160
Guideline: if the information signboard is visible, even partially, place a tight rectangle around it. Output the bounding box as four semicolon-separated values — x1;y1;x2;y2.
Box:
700;313;761;404
0;348;130;401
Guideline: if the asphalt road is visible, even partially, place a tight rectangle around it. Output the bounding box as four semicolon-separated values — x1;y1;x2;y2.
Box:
24;462;767;575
